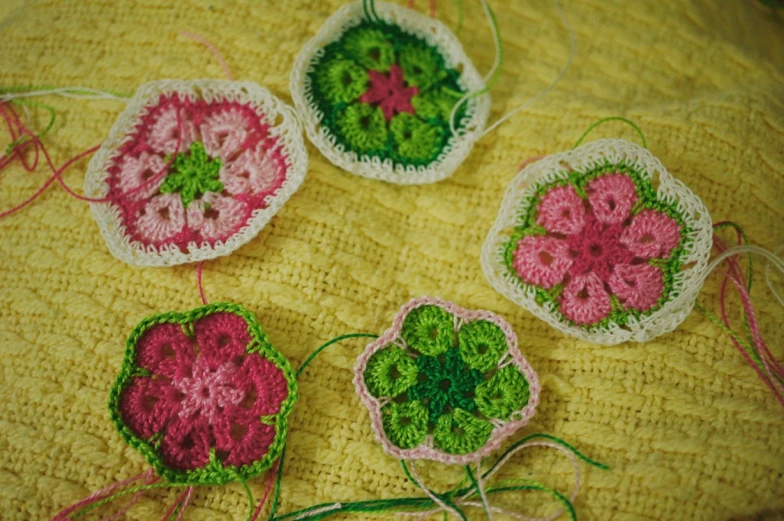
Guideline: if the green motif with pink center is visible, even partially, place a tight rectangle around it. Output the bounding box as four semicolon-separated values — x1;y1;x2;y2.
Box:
307;20;468;166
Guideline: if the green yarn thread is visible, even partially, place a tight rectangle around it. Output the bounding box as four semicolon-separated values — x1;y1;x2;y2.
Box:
159;141;223;207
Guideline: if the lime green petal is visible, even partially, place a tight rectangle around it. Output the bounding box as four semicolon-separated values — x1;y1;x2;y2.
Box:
364;346;419;398
315;58;369;104
335;103;388;154
433;409;493;455
382;400;429;449
342;26;395;72
457;320;508;372
411;88;462;123
390;113;444;165
401;304;454;356
474;365;530;420
398;43;446;90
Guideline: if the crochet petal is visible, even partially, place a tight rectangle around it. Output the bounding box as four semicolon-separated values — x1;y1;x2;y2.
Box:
200;108;253;162
135;322;194;379
135;193;186;243
119;377;180;439
193;312;251;368
186;192;249;243
559;272;612;325
159;415;212;471
621;209;682;259
608;263;664;311
536;184;586;235
586;173;638;225
233;355;290;416
512;235;572;289
214;407;276;468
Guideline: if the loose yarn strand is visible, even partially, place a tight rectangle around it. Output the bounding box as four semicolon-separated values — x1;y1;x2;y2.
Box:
0;86;131;103
180;31;233;81
477;0;575;139
571;116;648;149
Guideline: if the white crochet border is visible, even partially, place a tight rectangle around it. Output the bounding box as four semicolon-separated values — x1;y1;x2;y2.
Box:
481;139;713;345
353;296;540;465
289;1;490;185
84;80;309;267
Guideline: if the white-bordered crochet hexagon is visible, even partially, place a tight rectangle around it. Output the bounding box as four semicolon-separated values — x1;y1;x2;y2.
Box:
481;139;713;345
290;1;490;185
84;80;308;267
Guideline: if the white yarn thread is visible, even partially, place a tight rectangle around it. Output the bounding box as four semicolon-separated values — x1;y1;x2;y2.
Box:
0;88;130;103
704;244;784;307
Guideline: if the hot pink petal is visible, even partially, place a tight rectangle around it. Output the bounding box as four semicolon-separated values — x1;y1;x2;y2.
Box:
359;65;418;121
193;312;251;368
147;105;197;155
512;235;572;289
233;355;290;416
535;184;586;235
120;377;180;439
173;357;244;423
186;192;249;243
136;194;186;243
220;142;286;198
200;109;252;162
214;407;276;468
116;151;167;200
160;415;212;471
566;216;633;281
621;210;682;259
608;263;664;311
586;173;638;225
136;322;195;379
559;272;612;325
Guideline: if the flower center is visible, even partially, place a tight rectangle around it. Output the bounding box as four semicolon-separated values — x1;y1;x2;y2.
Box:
159;141;224;207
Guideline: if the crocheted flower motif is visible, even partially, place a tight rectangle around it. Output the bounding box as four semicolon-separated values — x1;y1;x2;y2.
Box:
291;1;490;184
109;303;297;485
85;80;308;266
482;139;712;345
354;297;540;464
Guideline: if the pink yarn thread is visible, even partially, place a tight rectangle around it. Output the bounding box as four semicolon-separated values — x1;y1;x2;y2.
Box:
181;31;233;81
50;469;156;520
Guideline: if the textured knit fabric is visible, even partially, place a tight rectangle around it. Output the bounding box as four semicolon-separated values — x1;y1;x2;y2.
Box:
1;1;783;521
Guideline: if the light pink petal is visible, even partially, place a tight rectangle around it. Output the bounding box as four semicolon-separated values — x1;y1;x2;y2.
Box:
220;143;286;198
559;272;611;325
200;109;253;162
586;173;638;225
512;235;572;289
186;193;250;243
233;355;289;416
159;415;212;471
536;184;586;235
608;263;664;311
214;407;276;467
147;106;197;155
136;194;186;243
120;377;180;439
193;312;251;368
116;152;167;200
136;322;195;379
621;209;682;259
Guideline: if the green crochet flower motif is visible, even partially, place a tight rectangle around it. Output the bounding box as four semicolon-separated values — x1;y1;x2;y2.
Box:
357;298;540;461
160;141;223;207
307;19;468;168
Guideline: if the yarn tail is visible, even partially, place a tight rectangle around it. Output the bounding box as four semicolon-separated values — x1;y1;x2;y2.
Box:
51;469;156;520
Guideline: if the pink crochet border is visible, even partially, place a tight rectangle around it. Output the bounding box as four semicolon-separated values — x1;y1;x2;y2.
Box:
353;296;541;465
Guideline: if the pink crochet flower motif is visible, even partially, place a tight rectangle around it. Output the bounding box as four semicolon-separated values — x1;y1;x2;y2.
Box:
112;304;297;483
512;173;683;326
106;93;289;250
359;64;419;121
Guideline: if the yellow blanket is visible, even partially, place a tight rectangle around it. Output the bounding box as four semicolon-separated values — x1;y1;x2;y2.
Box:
1;1;782;520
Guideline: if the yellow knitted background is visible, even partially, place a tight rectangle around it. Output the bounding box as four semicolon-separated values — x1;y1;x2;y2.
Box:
1;1;782;520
